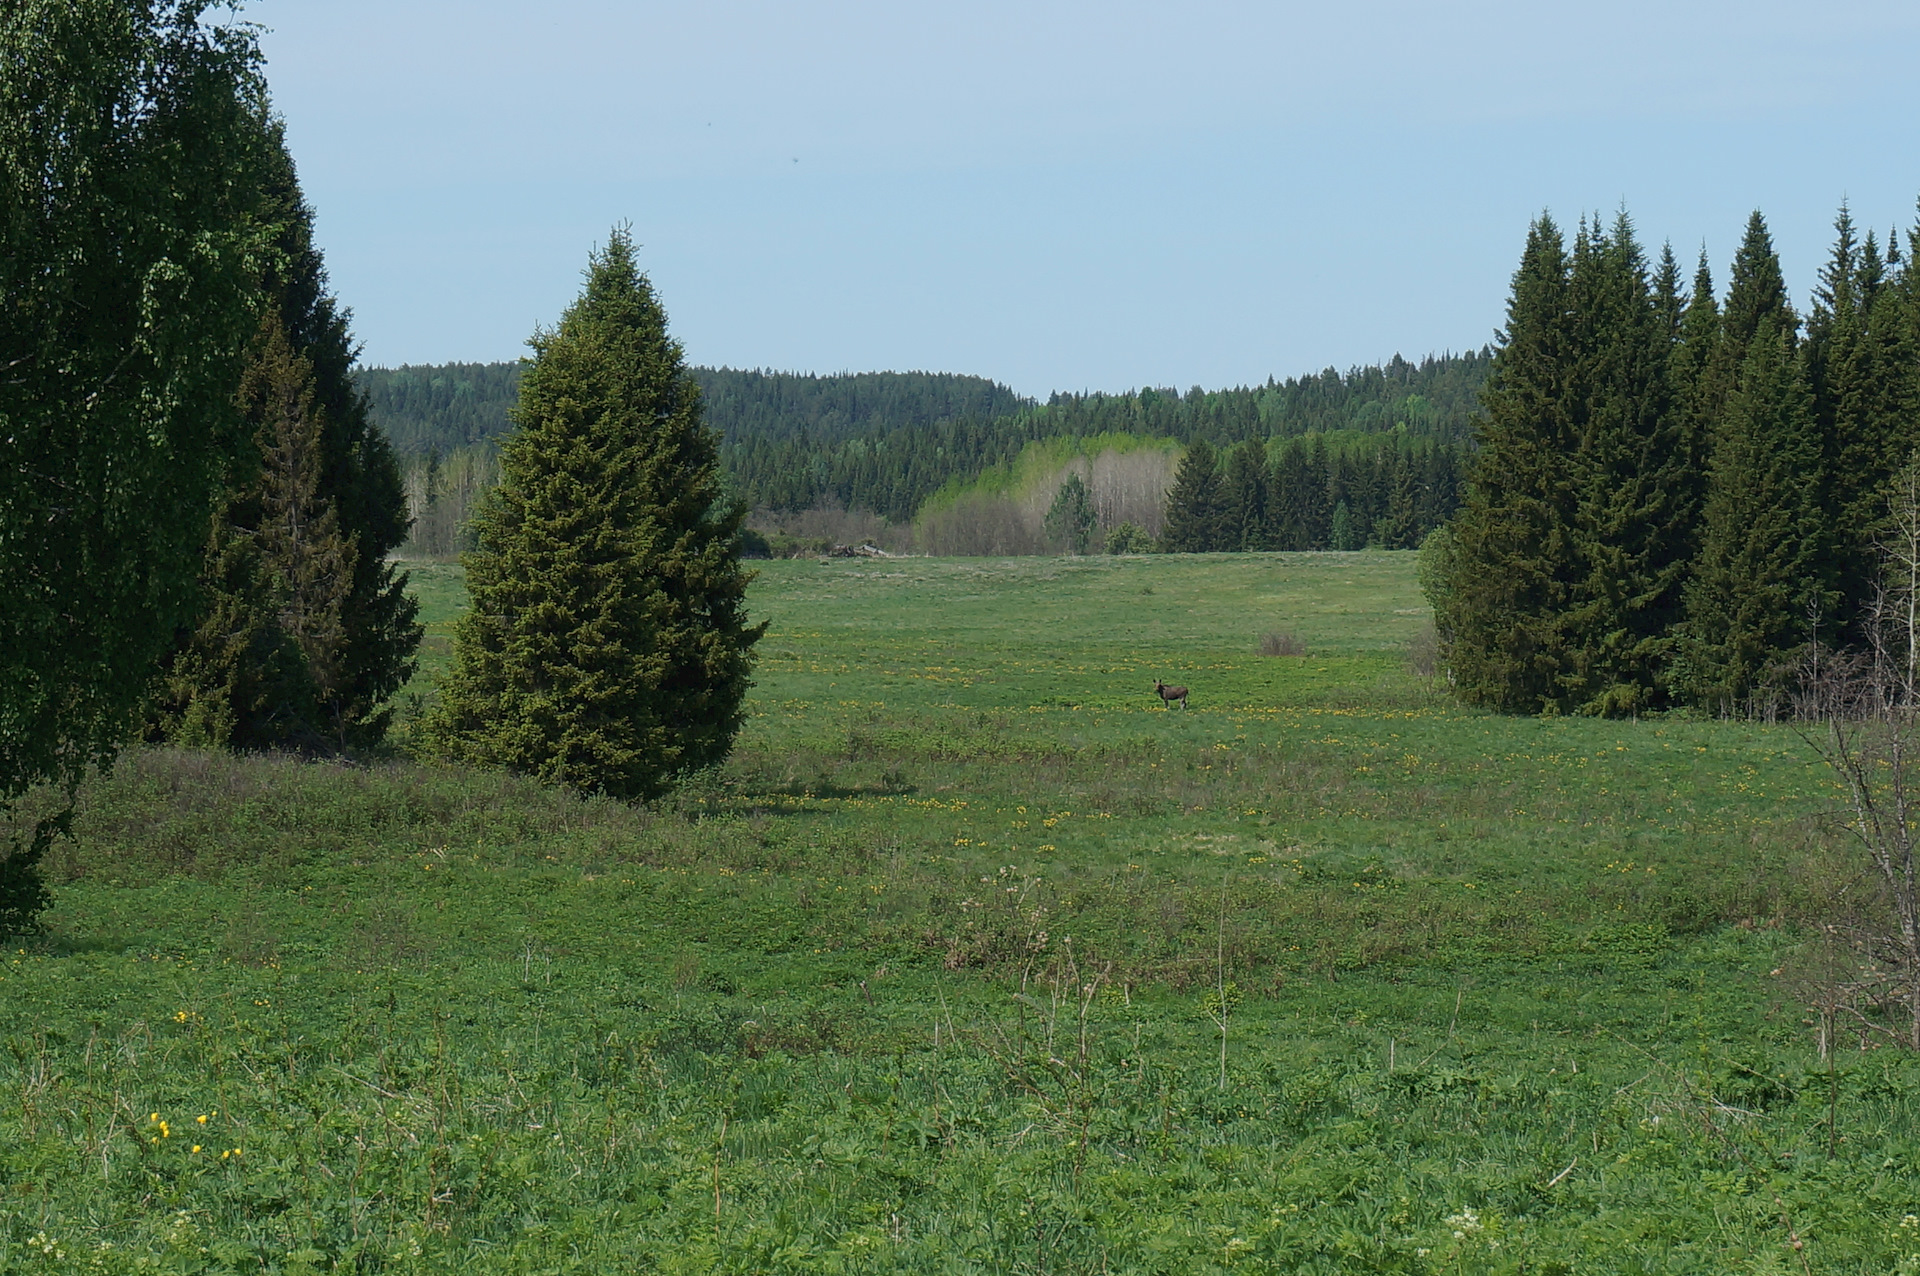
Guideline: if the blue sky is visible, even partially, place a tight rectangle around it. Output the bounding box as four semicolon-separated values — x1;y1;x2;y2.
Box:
259;1;1920;397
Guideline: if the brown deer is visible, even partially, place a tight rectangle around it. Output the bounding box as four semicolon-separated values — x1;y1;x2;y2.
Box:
1154;680;1189;710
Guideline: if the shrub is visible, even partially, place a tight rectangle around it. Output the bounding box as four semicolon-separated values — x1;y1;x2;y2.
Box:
1258;631;1307;657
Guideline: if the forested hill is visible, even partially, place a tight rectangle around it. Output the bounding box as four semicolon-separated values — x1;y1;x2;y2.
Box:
361;351;1492;523
728;350;1492;520
356;364;1029;457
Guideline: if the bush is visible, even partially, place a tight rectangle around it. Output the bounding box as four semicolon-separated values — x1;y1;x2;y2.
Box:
1105;522;1155;554
1258;631;1307;657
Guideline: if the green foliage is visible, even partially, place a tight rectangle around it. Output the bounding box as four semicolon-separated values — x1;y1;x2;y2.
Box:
1440;214;1578;712
427;231;764;801
1042;473;1097;554
150;123;420;752
7;553;1913;1269
1104;521;1155;554
1160;440;1228;552
1677;320;1824;708
0;1;272;933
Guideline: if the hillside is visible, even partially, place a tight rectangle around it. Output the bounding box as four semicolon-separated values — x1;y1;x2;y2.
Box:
361;351;1491;530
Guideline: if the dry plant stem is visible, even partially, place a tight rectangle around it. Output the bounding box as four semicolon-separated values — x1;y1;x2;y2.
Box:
1216;875;1229;1091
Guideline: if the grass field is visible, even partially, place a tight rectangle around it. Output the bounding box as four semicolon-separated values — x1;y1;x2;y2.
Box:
4;551;1917;1274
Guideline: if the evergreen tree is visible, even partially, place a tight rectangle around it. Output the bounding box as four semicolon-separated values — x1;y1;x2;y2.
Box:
1160;439;1228;552
1438;215;1579;712
1558;212;1686;714
1043;473;1096;554
1302;437;1333;548
1329;500;1358;551
1678;320;1823;708
1377;447;1421;549
152;123;420;749
428;230;764;800
1220;440;1271;550
150;311;353;749
1806;207;1920;629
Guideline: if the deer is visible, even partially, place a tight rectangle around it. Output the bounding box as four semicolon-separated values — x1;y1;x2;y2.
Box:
1154;680;1189;710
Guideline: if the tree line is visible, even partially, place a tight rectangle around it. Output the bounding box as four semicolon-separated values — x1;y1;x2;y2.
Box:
1434;205;1920;716
1156;434;1461;554
367;352;1489;542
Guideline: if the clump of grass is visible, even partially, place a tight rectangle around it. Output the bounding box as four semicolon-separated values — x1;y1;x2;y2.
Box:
1258;630;1307;657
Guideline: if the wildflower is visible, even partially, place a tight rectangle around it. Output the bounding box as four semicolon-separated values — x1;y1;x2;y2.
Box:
197;1114;208;1124
191;1145;201;1153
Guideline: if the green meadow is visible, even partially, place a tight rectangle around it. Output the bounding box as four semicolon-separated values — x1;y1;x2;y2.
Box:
5;552;1917;1274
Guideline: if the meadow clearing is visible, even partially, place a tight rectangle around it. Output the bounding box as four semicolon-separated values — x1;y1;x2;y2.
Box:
3;551;1916;1274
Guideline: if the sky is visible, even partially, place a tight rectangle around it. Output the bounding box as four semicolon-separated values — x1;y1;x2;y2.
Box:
257;1;1920;398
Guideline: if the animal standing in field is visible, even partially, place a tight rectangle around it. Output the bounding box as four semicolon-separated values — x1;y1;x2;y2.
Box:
1154;680;1189;710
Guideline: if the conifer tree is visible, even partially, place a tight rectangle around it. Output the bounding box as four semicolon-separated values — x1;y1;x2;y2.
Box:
1678;212;1825;707
1220;440;1271;550
1437;215;1578;711
1806;207;1920;628
150;311;354;749
1377;448;1421;550
1558;212;1686;714
151;123;420;749
1160;439;1227;552
1329;501;1357;552
428;230;764;800
1043;473;1096;554
1302;437;1333;548
1678;320;1823;708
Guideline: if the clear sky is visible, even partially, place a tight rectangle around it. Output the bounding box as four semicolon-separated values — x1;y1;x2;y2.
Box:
258;1;1920;398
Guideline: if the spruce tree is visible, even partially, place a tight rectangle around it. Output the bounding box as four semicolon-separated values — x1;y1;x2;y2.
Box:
1678;212;1824;707
1678;320;1823;708
1806;208;1919;629
1160;439;1227;552
428;230;764;800
1377;447;1421;550
1438;215;1578;711
1558;212;1686;714
1220;440;1270;550
151;123;420;749
1043;473;1096;554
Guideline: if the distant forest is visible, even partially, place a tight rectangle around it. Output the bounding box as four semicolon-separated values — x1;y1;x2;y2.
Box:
360;352;1490;550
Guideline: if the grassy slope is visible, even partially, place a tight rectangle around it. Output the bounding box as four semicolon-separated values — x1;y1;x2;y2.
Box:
3;553;1915;1274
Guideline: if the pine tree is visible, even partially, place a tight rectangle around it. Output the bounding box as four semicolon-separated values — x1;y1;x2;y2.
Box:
1160;439;1228;552
428;230;764;800
1438;215;1579;711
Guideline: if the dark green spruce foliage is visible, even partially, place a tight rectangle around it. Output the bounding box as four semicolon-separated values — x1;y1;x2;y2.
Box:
1220;440;1272;551
429;232;764;801
1806;208;1920;631
1439;216;1580;712
1160;440;1228;552
1042;473;1097;554
1557;214;1689;715
151;126;420;751
1677;214;1826;709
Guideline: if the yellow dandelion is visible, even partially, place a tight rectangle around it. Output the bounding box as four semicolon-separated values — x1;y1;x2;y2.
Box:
191;1145;201;1154
197;1114;207;1124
